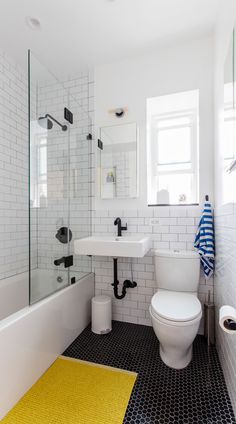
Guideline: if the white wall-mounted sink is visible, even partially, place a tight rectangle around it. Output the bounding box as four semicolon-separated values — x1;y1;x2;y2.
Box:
74;235;151;258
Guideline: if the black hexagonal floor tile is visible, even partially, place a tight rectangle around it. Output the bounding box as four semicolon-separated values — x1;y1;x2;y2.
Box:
63;321;235;424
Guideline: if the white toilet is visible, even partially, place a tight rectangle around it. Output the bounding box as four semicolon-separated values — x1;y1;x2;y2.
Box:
149;249;202;369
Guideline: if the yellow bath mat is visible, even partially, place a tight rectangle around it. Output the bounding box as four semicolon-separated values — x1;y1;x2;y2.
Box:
1;356;137;424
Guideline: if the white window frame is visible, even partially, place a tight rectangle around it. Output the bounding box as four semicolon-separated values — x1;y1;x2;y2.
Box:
149;108;199;205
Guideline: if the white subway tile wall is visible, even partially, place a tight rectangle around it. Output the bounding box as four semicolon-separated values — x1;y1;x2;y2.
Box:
0;50;28;280
214;203;236;413
92;206;213;332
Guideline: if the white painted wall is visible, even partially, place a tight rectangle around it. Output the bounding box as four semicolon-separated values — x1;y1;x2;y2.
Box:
214;1;236;415
95;35;214;210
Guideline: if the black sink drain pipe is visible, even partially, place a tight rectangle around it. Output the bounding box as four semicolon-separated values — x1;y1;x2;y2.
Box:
111;258;137;299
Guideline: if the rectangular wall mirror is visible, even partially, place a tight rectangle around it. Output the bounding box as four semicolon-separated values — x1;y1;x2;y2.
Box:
99;122;138;199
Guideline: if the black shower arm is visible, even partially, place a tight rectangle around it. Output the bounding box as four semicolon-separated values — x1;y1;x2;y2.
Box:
45;114;65;130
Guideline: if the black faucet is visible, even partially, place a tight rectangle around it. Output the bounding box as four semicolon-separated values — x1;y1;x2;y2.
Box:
54;255;73;268
114;217;127;237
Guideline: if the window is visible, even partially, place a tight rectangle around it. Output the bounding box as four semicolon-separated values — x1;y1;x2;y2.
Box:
37;137;47;204
147;90;199;205
30;134;47;208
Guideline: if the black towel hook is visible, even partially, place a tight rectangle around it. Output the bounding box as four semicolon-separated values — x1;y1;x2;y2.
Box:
205;195;209;201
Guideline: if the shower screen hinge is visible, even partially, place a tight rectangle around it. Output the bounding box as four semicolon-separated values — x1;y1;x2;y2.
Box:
64;107;73;124
98;139;103;150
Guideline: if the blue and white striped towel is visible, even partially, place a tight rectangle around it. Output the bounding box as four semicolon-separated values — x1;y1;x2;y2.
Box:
194;202;215;279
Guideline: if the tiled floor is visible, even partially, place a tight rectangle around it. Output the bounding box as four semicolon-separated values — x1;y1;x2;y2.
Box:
63;321;236;424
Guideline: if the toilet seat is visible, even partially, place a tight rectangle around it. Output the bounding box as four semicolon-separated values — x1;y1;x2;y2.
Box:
151;290;202;324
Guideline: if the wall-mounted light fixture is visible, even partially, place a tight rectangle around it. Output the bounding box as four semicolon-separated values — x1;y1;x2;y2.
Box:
108;107;128;118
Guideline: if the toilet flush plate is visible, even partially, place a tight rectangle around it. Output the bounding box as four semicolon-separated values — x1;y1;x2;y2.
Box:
74;235;151;258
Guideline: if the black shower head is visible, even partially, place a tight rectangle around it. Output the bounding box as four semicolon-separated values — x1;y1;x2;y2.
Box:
38;116;53;130
38;113;67;132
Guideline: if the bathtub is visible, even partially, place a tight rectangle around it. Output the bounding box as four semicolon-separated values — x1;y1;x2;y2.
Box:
0;272;29;320
0;272;94;419
30;268;90;304
0;268;90;320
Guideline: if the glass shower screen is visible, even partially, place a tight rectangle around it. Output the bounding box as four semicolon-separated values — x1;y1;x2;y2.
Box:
28;51;92;304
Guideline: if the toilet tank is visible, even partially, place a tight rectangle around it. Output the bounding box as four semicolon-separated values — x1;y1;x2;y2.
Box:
154;250;200;292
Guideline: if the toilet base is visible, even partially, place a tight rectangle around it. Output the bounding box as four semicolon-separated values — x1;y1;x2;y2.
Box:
149;306;201;370
159;344;193;369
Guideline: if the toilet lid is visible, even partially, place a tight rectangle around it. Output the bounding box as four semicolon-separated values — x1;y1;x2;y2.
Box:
151;291;202;322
